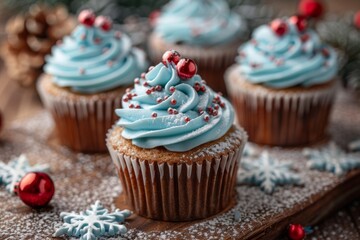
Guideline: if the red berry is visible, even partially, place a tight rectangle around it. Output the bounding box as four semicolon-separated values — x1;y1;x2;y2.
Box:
354;11;360;29
156;97;163;103
151;112;157;118
146;89;152;95
176;58;197;79
123;97;129;102
134;78;140;84
299;0;324;19
15;172;55;208
173;109;178;115
288;224;306;240
168;108;174;114
95;15;113;31
203;115;210;122
270;19;288;37
169;86;176;93
170;99;177;105
155;85;162;91
78;9;96;27
143;81;149;87
200;86;206;92
289;15;307;32
135;104;141;109
162;50;181;66
129;104;134;108
184;117;191;123
194;82;201;91
212;110;218;116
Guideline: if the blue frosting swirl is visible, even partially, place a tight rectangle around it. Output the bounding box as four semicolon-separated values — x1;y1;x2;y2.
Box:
155;0;246;46
115;62;234;152
44;25;147;93
237;18;338;88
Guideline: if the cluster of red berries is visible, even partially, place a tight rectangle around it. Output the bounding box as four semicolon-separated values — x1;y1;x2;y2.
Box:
78;9;112;31
162;50;197;79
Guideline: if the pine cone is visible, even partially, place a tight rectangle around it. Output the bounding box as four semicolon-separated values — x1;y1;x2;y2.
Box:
1;4;76;87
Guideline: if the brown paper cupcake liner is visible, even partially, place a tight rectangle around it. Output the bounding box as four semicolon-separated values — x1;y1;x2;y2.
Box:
148;33;242;95
226;66;337;146
37;75;125;152
107;143;242;221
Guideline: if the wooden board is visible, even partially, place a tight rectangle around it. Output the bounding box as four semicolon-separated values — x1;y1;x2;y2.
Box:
0;90;359;239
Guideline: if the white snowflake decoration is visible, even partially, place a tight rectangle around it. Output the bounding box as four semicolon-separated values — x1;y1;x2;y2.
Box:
0;154;49;193
237;151;302;194
54;201;132;240
303;142;360;176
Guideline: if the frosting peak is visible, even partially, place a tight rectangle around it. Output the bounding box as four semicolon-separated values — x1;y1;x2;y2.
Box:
116;53;234;152
237;17;338;88
155;0;246;46
44;10;147;93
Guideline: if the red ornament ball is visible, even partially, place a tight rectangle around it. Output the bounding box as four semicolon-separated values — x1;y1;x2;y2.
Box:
78;9;96;27
270;19;288;37
354;11;360;29
288;224;306;240
299;0;324;19
176;58;197;79
162;50;181;66
15;172;55;208
289;15;308;32
95;16;112;31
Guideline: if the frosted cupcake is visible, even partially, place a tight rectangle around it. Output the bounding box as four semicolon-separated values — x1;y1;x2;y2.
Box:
148;0;247;95
107;51;247;221
225;16;338;146
37;10;147;152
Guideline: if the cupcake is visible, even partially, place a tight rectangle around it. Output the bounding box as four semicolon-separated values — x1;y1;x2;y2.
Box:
225;16;338;147
148;0;247;95
107;51;247;221
37;10;147;152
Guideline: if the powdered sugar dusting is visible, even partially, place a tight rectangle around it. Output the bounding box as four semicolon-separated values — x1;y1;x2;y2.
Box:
0;90;359;239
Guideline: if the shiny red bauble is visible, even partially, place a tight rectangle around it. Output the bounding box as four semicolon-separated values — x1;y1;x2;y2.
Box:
288;224;306;240
289;15;308;32
15;172;55;208
162;50;181;66
354;11;360;29
299;0;324;19
95;16;112;31
176;58;197;79
270;19;288;37
78;9;96;27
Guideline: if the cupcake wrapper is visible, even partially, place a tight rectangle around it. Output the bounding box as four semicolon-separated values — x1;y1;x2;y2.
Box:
107;139;242;221
227;74;337;146
148;33;241;95
38;80;123;152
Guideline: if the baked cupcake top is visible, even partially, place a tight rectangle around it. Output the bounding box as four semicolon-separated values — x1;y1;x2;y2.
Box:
237;16;338;88
115;50;235;152
154;0;246;46
44;10;147;94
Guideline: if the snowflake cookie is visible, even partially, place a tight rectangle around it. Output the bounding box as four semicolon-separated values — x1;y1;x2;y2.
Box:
237;151;302;194
54;201;132;240
0;154;49;193
303;142;360;176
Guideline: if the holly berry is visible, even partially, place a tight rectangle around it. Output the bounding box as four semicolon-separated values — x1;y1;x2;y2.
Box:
299;0;324;19
288;224;306;240
162;50;181;66
289;15;308;32
176;58;197;79
15;172;55;208
270;19;288;37
95;16;112;31
354;11;360;29
78;9;96;27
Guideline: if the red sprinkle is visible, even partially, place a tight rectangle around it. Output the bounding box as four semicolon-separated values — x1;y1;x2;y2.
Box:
194;83;201;91
151;112;157;118
322;48;330;58
220;102;226;108
135;104;141;109
141;73;146;78
204;115;210;122
143;81;149;87
156;98;163;103
123;97;129;102
129;104;134;108
134;78;140;84
212;110;218;116
155;85;162;91
173;109;178;114
168;108;174;114
214;105;219;110
170;99;177;105
169;86;176;93
146;89;152;95
184;117;191;123
200;86;206;92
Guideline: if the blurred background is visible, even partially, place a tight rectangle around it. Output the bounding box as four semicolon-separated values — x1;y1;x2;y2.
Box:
0;0;360;122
